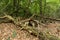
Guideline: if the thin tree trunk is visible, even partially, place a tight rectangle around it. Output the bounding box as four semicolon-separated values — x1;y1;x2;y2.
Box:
39;0;43;16
13;0;19;17
44;0;46;15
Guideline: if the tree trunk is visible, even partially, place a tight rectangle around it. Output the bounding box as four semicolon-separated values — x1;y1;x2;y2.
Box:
39;0;43;17
13;0;19;17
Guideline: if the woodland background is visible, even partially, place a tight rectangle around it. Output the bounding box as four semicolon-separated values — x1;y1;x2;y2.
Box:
0;0;60;40
0;0;60;19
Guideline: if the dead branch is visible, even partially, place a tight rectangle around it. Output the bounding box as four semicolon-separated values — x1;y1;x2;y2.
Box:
34;14;60;22
20;14;35;23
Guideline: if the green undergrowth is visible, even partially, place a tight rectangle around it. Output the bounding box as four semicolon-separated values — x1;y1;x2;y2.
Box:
39;32;60;40
20;25;60;40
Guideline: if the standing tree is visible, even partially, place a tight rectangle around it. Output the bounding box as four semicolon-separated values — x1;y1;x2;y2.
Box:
39;0;43;16
39;0;46;17
13;0;19;17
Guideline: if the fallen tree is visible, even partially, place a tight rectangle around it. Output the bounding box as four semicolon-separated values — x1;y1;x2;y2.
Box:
0;13;60;40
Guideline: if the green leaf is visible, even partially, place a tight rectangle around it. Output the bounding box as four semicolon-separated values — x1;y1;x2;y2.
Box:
7;37;10;40
12;30;17;38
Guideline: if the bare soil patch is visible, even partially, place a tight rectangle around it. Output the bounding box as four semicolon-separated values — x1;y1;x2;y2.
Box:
0;23;38;40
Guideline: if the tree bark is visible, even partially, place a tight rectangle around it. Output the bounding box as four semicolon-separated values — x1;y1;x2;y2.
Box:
39;0;43;16
13;0;19;17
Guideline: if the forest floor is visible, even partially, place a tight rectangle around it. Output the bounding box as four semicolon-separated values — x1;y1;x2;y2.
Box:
0;22;60;40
